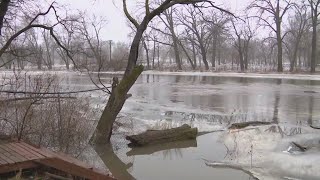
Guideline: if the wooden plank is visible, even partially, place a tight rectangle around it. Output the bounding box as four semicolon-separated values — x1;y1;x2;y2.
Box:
0;161;38;174
1;144;28;162
13;142;45;158
0;146;18;164
18;142;54;158
55;152;91;169
7;143;38;160
0;156;6;165
36;158;114;180
13;142;46;159
0;153;14;164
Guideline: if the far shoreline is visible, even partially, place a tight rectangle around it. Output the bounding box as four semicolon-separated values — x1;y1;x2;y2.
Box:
2;69;320;81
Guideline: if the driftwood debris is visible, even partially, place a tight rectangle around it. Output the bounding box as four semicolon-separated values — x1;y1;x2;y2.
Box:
304;90;317;94
205;161;259;180
228;121;273;129
126;124;198;147
290;142;307;152
310;125;320;129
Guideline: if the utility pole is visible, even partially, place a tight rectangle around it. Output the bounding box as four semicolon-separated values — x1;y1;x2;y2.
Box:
109;40;112;62
158;42;160;68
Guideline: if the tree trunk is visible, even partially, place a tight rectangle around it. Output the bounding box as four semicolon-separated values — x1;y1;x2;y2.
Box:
199;44;209;70
91;66;143;144
172;38;182;70
143;40;150;70
91;14;148;144
126;124;198;147
152;40;156;69
178;41;195;70
165;10;182;70
244;39;250;70
192;40;197;68
276;22;283;72
212;37;217;68
237;38;244;72
290;43;299;72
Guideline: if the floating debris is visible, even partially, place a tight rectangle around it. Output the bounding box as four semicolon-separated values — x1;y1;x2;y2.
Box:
228;121;273;129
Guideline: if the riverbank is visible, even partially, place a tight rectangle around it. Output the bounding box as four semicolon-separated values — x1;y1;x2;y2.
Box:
2;69;320;81
95;70;320;81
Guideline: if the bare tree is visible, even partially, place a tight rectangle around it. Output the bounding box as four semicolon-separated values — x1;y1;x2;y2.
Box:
284;3;309;72
76;14;108;71
163;8;182;70
205;11;230;68
42;29;55;70
231;16;255;71
178;6;210;70
0;2;77;70
249;0;294;72
232;20;245;71
91;0;229;144
308;0;320;73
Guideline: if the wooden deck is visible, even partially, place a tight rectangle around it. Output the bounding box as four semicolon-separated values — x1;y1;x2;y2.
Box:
0;141;115;179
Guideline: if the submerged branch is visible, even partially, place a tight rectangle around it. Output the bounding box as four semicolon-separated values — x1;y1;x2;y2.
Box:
205;160;259;180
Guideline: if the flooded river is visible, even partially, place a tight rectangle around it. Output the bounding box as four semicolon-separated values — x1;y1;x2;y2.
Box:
62;73;320;180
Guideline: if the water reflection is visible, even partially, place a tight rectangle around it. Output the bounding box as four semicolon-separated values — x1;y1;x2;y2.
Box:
94;144;136;180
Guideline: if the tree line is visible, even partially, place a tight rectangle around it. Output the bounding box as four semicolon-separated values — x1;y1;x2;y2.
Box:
1;0;320;73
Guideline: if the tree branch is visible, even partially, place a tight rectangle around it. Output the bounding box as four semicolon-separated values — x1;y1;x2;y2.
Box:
123;0;139;28
0;0;10;35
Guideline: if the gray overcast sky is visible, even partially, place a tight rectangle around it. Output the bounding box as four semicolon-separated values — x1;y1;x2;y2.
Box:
56;0;250;42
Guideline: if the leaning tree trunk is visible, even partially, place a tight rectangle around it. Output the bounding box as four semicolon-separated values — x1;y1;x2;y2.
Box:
90;22;146;144
178;41;195;70
90;0;223;144
199;44;209;70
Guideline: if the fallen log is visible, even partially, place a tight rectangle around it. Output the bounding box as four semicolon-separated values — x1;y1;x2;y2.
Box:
228;121;273;129
127;139;197;156
126;124;198;147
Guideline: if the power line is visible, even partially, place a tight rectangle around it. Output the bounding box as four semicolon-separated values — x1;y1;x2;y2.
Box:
0;87;110;95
